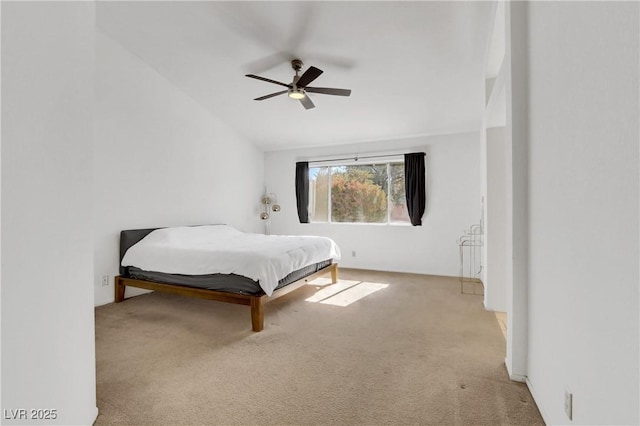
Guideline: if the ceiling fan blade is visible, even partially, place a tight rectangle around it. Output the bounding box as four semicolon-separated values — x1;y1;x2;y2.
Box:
254;90;288;101
300;95;315;110
295;66;323;88
305;87;352;97
245;74;291;88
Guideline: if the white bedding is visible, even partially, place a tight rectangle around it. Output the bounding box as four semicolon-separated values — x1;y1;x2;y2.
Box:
121;225;341;296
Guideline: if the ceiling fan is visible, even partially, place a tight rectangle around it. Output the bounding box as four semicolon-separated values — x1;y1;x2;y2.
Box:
245;59;351;110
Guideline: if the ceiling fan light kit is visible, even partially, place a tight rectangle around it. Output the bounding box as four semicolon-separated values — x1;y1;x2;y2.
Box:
288;89;305;100
246;59;351;110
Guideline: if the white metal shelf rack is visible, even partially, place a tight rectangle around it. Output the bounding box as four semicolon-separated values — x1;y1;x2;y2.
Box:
457;222;484;295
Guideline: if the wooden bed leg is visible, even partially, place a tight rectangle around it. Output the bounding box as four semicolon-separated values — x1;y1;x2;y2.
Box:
331;263;338;283
114;276;125;303
250;298;264;332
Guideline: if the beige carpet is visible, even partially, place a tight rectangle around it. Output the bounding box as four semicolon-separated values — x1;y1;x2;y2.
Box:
95;269;543;425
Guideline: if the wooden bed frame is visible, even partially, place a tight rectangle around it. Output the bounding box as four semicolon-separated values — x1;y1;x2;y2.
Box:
114;262;338;332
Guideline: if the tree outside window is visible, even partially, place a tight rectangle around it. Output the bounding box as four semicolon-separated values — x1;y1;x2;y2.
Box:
309;162;410;224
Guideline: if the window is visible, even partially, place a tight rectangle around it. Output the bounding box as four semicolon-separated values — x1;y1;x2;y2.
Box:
309;161;411;224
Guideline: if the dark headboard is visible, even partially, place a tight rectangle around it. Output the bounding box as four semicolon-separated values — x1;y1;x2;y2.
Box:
119;227;162;275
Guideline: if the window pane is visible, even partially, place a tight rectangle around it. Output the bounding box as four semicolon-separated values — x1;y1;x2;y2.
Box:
389;163;411;223
309;167;329;222
331;164;388;223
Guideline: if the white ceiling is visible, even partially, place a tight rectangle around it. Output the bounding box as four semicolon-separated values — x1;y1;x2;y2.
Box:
97;1;495;151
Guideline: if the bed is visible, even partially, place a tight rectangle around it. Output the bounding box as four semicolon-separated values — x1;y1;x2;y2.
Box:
115;225;340;332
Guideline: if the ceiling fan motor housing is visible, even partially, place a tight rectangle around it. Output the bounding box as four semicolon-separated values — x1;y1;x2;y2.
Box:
291;59;304;72
291;59;304;87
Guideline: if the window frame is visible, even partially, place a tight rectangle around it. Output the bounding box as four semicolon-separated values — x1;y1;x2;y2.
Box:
308;158;411;226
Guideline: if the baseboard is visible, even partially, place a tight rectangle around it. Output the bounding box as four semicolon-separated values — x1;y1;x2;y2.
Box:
504;363;550;424
94;297;113;307
95;287;153;307
510;372;527;383
504;357;527;382
483;299;507;312
90;406;99;425
337;266;460;280
525;377;551;425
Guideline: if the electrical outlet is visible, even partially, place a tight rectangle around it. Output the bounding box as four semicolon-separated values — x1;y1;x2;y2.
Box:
351;250;356;257
101;275;109;287
564;390;572;420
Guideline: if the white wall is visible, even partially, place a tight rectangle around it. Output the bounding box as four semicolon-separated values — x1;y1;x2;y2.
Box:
504;0;529;382
523;2;639;424
479;123;488;287
264;133;481;277
483;127;507;312
1;2;98;424
93;31;264;306
481;1;507;313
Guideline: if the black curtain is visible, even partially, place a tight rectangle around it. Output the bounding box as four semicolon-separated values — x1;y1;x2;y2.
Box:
295;161;309;223
404;152;426;226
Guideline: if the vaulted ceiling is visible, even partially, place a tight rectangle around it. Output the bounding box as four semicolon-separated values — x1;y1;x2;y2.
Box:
97;1;495;151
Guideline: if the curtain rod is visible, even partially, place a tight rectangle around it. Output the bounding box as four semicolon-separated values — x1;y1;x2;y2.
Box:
307;152;422;164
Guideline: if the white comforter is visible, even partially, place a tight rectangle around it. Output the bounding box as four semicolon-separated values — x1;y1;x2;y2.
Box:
121;225;341;296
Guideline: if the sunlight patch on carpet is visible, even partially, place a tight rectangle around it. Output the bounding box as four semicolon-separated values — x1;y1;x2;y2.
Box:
307;277;343;287
305;280;388;307
305;279;361;302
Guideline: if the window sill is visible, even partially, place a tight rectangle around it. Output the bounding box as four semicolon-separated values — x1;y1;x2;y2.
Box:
308;221;413;227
